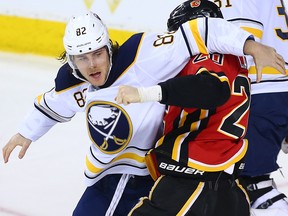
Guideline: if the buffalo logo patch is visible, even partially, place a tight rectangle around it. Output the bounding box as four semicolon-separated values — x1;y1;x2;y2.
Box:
86;101;132;154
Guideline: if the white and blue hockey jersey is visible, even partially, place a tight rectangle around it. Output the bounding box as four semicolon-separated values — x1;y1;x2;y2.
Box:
211;0;288;94
19;17;252;186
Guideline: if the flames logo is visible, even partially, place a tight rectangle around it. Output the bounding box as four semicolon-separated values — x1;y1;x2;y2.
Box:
86;101;132;154
190;0;201;8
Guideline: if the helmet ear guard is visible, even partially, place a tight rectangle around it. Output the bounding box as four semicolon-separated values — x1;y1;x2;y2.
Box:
167;0;223;32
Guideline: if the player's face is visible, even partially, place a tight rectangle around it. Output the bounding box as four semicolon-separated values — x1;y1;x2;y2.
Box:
73;47;110;86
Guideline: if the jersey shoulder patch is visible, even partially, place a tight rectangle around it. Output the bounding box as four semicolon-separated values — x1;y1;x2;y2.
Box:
55;63;85;92
102;33;144;87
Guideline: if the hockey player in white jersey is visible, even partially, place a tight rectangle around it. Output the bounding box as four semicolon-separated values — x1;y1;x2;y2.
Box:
209;0;288;215
2;10;285;216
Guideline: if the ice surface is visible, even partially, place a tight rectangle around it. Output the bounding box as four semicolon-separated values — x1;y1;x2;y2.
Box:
0;52;89;216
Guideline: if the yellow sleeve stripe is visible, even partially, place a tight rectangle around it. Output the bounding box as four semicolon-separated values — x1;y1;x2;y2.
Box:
241;27;263;39
189;20;208;54
195;67;208;75
36;94;43;105
209;72;229;84
249;66;288;75
215;75;229;83
197;67;230;86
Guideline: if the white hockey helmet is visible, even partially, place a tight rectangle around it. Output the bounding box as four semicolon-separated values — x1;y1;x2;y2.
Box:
63;12;112;81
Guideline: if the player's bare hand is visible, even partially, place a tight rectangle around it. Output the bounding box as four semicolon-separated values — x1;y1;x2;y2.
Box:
115;85;140;105
2;133;32;163
244;40;286;82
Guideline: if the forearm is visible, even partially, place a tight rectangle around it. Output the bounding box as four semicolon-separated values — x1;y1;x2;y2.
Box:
159;74;230;108
243;39;263;56
19;108;58;142
206;18;254;56
183;18;254;56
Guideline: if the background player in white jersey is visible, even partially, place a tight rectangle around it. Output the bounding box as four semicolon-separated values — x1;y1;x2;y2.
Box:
2;9;285;216
209;0;288;214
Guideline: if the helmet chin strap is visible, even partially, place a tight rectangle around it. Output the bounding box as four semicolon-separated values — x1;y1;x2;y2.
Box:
72;69;89;83
66;54;89;83
102;45;113;86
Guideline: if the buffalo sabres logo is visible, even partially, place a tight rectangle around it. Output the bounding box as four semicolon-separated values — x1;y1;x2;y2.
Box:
86;101;132;154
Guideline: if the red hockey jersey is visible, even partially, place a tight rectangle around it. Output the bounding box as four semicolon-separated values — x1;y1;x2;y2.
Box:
149;53;250;178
